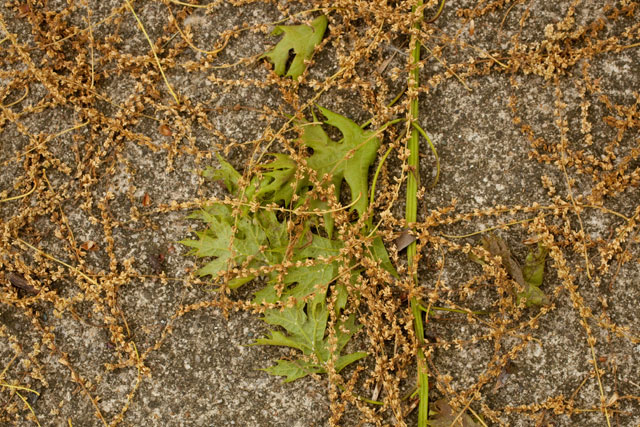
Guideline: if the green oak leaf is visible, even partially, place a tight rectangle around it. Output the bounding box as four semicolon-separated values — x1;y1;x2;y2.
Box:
300;106;381;235
260;352;368;383
256;296;367;382
258;297;328;355
181;165;288;289
253;233;340;305
261;359;324;383
253;153;299;205
262;15;328;79
204;153;300;207
203;153;242;196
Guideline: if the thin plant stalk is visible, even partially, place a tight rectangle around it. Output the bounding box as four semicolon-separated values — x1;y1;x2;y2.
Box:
406;1;429;425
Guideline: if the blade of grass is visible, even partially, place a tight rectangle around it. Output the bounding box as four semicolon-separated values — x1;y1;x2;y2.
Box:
336;383;384;406
16;391;41;427
0;383;40;394
425;0;446;23
0;179;37;203
369;146;394;208
407;1;429;426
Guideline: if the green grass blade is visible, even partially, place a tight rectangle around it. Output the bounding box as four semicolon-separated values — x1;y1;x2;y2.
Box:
407;1;429;425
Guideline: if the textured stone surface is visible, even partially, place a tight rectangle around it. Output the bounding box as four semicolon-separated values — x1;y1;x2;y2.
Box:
0;0;638;426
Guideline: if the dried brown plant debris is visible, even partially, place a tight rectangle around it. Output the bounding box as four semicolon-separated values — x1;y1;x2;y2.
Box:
0;0;638;426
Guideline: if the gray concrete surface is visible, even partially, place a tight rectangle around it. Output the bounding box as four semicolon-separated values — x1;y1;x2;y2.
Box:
1;0;638;426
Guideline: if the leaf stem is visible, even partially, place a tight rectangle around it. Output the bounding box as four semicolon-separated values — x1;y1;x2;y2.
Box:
336;383;384;406
369;146;394;209
425;0;446;23
412;122;439;188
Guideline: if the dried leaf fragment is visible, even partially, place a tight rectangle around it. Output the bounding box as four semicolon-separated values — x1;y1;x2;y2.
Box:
477;233;549;307
17;3;30;17
393;229;416;252
158;124;172;136
80;240;99;251
430;399;484;427
6;272;39;294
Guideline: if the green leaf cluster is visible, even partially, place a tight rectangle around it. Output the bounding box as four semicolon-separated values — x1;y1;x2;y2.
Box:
182;107;390;381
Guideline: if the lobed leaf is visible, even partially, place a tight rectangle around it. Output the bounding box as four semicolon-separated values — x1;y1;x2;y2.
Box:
203;153;242;195
262;15;328;79
261;359;324;383
180;187;287;287
300;106;381;235
254;154;299;205
253;233;340;305
257;299;367;381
